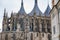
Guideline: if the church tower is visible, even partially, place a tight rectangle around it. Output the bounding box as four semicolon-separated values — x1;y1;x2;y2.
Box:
0;0;52;40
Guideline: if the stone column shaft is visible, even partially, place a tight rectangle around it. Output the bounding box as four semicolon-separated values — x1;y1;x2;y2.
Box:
44;20;47;32
33;19;36;31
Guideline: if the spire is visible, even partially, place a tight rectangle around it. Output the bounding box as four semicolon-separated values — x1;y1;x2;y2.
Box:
21;0;23;7
18;0;26;15
4;8;6;17
11;11;13;17
28;0;42;16
4;8;6;14
4;8;7;17
44;0;51;16
35;0;37;5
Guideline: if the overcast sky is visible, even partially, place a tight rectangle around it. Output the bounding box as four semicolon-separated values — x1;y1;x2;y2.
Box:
0;0;52;32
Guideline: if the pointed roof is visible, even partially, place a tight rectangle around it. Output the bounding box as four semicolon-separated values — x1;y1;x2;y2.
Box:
44;4;51;16
4;8;7;17
28;0;42;16
11;11;14;17
18;0;26;15
4;8;8;18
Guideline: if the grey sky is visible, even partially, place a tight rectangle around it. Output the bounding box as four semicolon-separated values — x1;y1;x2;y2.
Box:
0;0;52;32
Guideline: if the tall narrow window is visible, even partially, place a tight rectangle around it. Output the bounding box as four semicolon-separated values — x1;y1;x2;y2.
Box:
5;34;8;40
52;13;55;19
47;23;51;33
31;33;33;40
19;18;24;31
12;18;17;31
36;19;39;32
41;20;45;32
6;26;10;31
37;33;38;37
13;33;16;40
31;19;34;31
31;23;33;31
59;11;60;19
53;26;55;34
48;34;51;40
42;33;44;37
42;23;45;32
58;9;60;22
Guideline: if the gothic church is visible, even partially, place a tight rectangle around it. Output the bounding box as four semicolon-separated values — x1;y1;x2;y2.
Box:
0;0;51;40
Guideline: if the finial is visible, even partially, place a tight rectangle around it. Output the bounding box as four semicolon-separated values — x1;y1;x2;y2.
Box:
35;0;37;5
4;8;6;13
4;8;7;17
47;0;49;7
21;0;23;6
11;11;13;17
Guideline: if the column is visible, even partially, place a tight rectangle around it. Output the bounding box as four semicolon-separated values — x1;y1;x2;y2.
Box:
39;33;42;40
33;18;36;32
4;24;7;31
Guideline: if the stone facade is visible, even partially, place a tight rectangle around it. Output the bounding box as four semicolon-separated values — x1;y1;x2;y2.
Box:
50;0;60;40
0;0;51;40
0;32;51;40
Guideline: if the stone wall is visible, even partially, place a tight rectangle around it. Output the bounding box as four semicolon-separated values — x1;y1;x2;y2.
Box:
0;31;51;40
